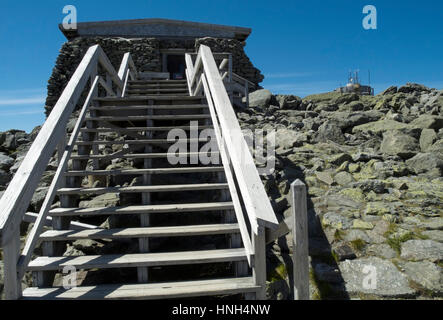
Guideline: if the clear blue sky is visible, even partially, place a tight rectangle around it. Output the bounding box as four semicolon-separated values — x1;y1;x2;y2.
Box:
0;0;442;132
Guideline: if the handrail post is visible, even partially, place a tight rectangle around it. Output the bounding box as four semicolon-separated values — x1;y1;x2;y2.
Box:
2;230;21;299
228;54;233;83
253;226;267;300
291;180;309;300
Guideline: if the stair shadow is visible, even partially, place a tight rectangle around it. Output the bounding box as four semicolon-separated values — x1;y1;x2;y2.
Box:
267;160;350;300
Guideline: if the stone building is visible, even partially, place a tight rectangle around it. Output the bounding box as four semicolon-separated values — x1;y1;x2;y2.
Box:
45;18;264;115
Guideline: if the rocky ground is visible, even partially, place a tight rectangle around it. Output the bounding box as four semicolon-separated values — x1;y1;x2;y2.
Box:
0;83;442;300
239;83;443;300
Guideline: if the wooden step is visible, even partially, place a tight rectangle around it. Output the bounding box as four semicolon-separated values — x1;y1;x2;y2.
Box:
22;277;258;300
129;80;187;84
127;88;188;93
85;114;211;121
27;248;246;271
95;96;203;103
70;151;220;160
75;138;212;146
127;84;188;89
64;166;224;176
39;223;240;241
79;125;213;133
49;201;234;217
57;183;228;195
89;104;207;111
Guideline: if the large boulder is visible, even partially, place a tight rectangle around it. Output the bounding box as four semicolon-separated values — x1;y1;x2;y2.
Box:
0;153;14;171
352;119;410;134
275;94;302;110
397;83;431;94
405;153;443;176
410;115;443;130
248;89;273;108
403;261;443;295
0;169;11;186
400;240;443;262
339;257;415;298
380;130;419;159
419;129;438;152
314;121;345;144
267;128;306;151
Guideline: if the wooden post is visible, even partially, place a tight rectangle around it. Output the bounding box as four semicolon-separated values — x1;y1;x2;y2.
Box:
253;226;266;300
291;180;309;300
2;230;21;299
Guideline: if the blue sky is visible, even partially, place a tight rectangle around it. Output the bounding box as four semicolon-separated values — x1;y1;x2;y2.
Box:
0;0;442;132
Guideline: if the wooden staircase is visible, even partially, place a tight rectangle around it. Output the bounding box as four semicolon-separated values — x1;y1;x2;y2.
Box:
20;79;260;299
0;45;311;302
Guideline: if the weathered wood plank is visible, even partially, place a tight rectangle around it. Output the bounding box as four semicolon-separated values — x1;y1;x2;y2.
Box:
22;277;258;300
199;45;278;230
27;248;247;271
0;45;100;245
291;180;309;300
48;202;234;217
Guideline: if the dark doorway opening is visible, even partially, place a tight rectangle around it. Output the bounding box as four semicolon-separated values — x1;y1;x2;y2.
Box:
167;54;186;80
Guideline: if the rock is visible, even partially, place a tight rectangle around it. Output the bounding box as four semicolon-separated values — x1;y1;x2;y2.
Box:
422;230;443;243
275;95;302;109
418;218;443;231
334;244;357;261
266;279;290;300
380;130;419;159
364;202;392;216
322;212;352;230
419;129;438;152
0;153;14;170
2;133;16;149
30;187;49;212
10;155;25;174
339;257;415;298
356;180;386;194
352;120;410;134
330;153;352;166
315;171;334;186
406;153;443;176
400;240;443;262
410;115;443;130
340;101;364;112
403;261;442;295
381;86;397;95
352;152;383;162
267;128;305;151
315;121;345;144
367;244;397;259
248;89;273;108
79;193;119;208
353;220;374;230
0;169;11;186
344;229;371;243
334;171;355;186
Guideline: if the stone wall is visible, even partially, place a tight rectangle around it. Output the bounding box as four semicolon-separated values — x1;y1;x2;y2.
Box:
44;36;264;116
195;37;264;85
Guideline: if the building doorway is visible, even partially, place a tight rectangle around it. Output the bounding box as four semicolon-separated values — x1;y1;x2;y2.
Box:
166;54;186;80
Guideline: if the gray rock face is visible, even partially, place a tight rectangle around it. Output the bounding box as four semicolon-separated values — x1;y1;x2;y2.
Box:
400;240;443;262
420;129;438;152
248;89;273;108
352;119;410;134
339;257;415;298
0;153;14;170
380;130;419;159
276;95;302;110
315;121;345;143
0;169;11;186
403;261;443;295
405;152;443;177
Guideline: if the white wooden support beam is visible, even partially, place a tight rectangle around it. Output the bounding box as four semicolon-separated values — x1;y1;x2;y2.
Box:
2;231;21;299
291;180;309;300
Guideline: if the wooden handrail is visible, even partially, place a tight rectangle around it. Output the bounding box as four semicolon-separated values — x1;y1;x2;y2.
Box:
186;44;278;245
0;45;138;299
0;45;99;245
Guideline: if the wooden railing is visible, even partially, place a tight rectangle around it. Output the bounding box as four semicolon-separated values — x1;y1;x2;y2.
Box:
0;45;137;299
186;51;255;107
186;45;279;299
